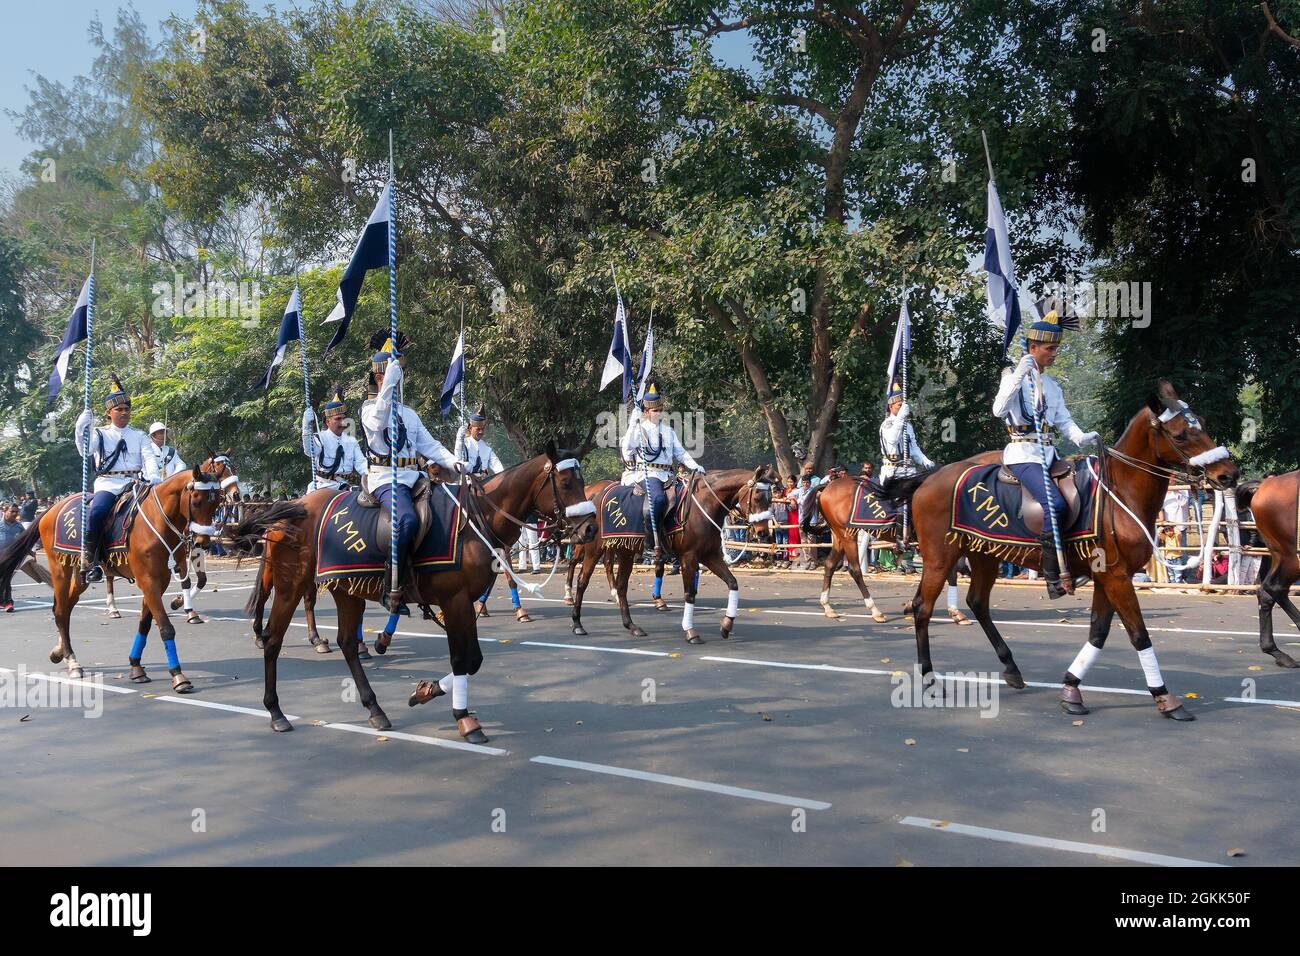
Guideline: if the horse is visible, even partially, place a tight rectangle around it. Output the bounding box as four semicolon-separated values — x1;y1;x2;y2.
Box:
799;466;992;625
0;455;242;691
567;466;776;644
231;442;597;741
248;548;332;654
1230;477;1300;669
564;479;619;606
881;381;1237;721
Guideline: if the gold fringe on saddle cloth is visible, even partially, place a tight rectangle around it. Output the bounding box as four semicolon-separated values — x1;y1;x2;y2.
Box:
321;576;387;600
54;550;129;569
601;528;685;550
945;531;1095;565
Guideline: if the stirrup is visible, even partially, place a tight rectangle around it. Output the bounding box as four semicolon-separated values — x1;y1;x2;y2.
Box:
81;563;103;584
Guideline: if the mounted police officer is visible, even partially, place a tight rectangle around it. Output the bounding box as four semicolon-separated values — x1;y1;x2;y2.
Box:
141;422;186;484
359;330;464;611
303;386;366;492
620;380;704;558
879;382;934;481
455;403;505;479
991;300;1098;598
74;374;147;584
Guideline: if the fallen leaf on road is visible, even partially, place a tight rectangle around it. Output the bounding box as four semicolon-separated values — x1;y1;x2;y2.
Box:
1072;720;1084;726
19;714;31;722
1185;692;1200;699
1247;665;1263;671
376;736;389;742
760;712;772;721
904;738;916;746
956;747;968;753
1227;848;1246;858
895;856;914;867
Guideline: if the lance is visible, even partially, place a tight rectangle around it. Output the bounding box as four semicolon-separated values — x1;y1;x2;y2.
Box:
80;239;97;574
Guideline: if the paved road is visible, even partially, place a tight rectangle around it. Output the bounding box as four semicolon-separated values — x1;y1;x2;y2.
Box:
2;560;1297;866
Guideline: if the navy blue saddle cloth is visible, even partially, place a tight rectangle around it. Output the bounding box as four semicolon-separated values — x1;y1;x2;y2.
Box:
598;482;684;542
950;458;1101;550
316;484;464;586
50;488;142;566
847;481;901;529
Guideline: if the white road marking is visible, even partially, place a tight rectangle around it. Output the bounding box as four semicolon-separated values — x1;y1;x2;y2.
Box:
521;641;670;657
531;755;831;809
1223;695;1300;708
900;816;1226;867
0;666;137;695
323;721;507;756
153;695;300;720
701;655;894;677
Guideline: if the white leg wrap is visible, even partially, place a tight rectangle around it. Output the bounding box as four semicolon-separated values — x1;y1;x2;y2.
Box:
1137;646;1164;689
946;584;959;608
682;601;695;631
438;673;453;694
864;596;876;610
1067;642;1102;680
452;674;468;711
183;585;194;611
819;589;830;606
725;589;739;618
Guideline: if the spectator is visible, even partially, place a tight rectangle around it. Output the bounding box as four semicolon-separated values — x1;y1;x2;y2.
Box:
20;492;37;528
772;482;790;564
785;475;803;564
0;503;27;610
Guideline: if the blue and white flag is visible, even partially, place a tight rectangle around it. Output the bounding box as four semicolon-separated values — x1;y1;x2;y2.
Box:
324;183;392;352
440;328;465;419
984;179;1021;358
634;311;654;403
884;297;911;400
599;289;631;403
257;287;302;391
46;274;91;407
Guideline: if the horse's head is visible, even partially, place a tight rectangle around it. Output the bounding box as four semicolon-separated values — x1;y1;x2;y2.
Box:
738;465;776;528
205;448;242;503
185;451;240;549
538;439;597;544
1145;381;1238;490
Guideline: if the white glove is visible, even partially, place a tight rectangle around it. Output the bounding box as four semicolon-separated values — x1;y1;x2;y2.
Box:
1077;431;1100;446
301;409;316;432
693;464;706;474
896;402;911;421
1015;354;1037;381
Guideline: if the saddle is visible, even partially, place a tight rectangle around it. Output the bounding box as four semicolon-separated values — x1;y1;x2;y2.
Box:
631;476;686;526
356;474;435;557
997;456;1083;537
50;482;148;571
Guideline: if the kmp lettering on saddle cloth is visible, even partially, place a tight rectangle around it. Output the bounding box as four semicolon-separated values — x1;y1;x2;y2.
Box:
316;486;463;590
847;482;900;529
50;493;137;566
950;459;1102;560
598;483;684;543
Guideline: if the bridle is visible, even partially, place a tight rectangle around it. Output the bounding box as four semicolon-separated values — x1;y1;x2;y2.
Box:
135;456;238;574
462;456;596;545
1101;401;1231;490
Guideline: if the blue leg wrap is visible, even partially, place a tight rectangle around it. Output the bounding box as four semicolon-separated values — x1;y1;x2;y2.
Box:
163;638;180;670
653;575;663;598
694;571;701;590
509;584;520;609
130;633;147;660
384;612;400;635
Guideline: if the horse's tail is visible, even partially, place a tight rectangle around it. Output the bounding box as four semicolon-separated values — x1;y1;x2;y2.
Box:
225;501;308;555
876;468;934;508
0;520;45;592
1233;478;1262;513
799;484;826;535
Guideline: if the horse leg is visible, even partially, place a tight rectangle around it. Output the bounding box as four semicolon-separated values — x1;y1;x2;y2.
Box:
570;545;601;636
262;579;299;732
652;553;668;610
48;563;82;676
125;606;155;684
818;537;843;620
1258;556;1300;668
680;552;704;645
605;550;617;603
251;551;271;649
564;549;577;605
420;592;489;744
140;574;193;694
843;531;888;624
964;557;1024;688
1098;572;1193;721
1058;583;1115;715
104;573;121;619
333;592;390;730
700;549;740;639
305;587;331;653
912;552;957;690
615;551;645;637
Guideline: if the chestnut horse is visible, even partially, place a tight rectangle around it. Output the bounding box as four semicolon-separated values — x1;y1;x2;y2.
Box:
232;443;596;741
0;456;241;691
883;382;1237;721
1232;476;1300;669
567;467;775;644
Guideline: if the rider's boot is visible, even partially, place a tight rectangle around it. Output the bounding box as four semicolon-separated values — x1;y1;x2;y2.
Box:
80;533;103;584
1038;532;1070;600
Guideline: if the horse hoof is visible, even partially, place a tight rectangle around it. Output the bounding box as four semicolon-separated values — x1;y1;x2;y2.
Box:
107;610;122;619
463;727;491;745
186;613;205;625
368;712;392;731
49;649;64;665
1003;670;1026;690
374;635;391;656
872;612;889;624
563;597;574;606
1273;654;1300;669
572;625;587;636
1059;700;1089;716
685;629;704;645
457;715;490;744
270;716;294;733
821;606;838;619
902;601;914;615
1160;704;1196;722
129;670;151;684
170;595;183;611
67;666;84;680
172;676;195;694
516;612;534;623
313;640;332;654
653;599;668;612
629;625;647;638
357;644;371;660
254;637;265;650
720;618;735;640
408;680;445;707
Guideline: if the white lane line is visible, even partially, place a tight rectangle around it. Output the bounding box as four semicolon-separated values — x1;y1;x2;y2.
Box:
701;655;895;677
151;695;299;720
521;641;670;657
900;816;1226;867
531;755;831;810
323;721;507;756
0;666;137;695
1223;695;1300;709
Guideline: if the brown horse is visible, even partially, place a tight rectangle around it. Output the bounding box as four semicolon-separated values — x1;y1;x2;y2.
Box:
0;456;241;690
800;465;995;625
248;550;332;653
1232;476;1300;669
233;443;596;741
883;381;1237;721
568;467;775;644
